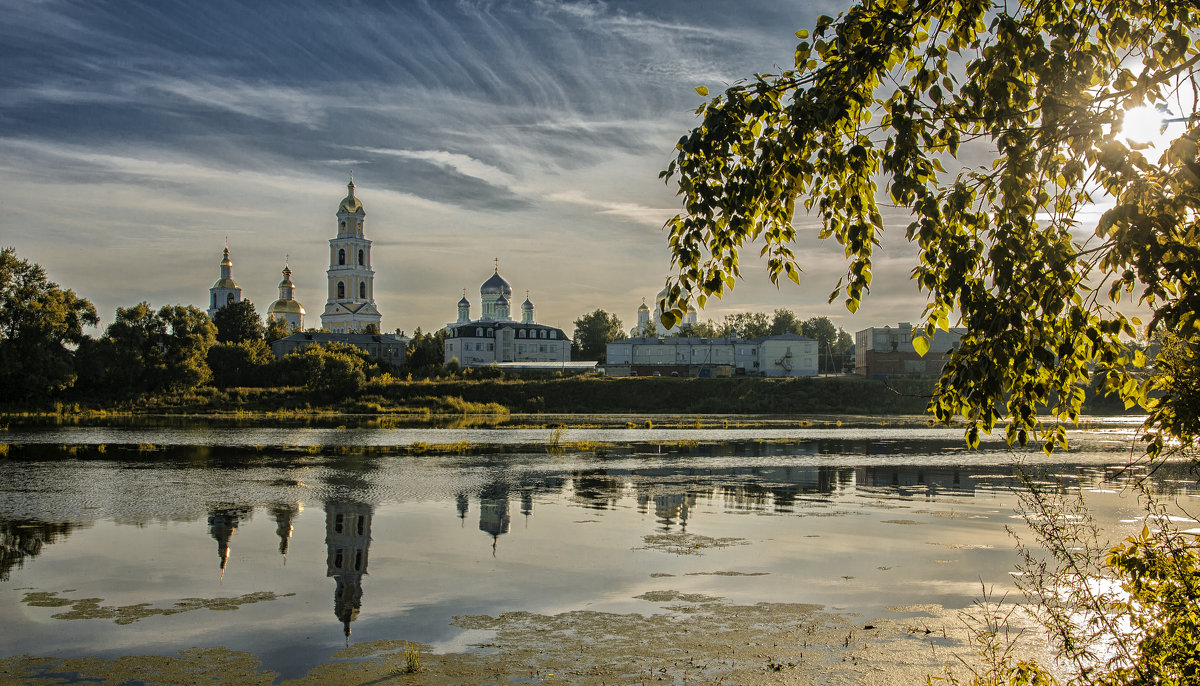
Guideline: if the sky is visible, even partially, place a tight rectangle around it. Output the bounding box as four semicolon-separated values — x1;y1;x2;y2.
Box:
0;0;935;337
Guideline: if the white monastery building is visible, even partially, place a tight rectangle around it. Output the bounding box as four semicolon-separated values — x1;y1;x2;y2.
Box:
207;245;243;319
266;259;305;331
321;177;382;333
443;265;570;367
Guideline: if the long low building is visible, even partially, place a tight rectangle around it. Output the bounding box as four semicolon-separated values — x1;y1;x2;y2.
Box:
605;334;818;377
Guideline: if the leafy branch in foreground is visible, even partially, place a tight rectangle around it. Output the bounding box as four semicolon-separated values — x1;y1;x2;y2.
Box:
662;0;1200;456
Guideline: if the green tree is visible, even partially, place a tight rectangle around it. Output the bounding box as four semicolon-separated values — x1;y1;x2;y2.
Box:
719;311;772;339
833;329;854;373
0;248;98;400
264;316;291;344
283;342;368;396
405;327;447;377
100;302;215;393
799;316;841;372
158;305;217;391
100;302;167;394
571;309;625;363
212;300;265;343
675;319;721;338
662;0;1200;456
769;308;803;336
207;339;274;387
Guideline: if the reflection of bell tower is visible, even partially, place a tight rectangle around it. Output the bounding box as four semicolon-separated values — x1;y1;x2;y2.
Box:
269;502;302;560
325;501;373;638
207;505;253;577
478;484;510;555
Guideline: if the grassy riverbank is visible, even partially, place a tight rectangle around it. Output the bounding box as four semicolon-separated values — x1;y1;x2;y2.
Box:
2;374;1135;421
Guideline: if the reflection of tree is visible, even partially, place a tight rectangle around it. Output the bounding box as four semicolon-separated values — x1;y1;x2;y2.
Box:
0;519;79;581
325;500;372;638
207;504;253;576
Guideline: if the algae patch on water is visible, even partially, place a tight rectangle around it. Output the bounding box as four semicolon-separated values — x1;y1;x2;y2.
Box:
20;590;295;625
0;595;1013;685
636;531;751;555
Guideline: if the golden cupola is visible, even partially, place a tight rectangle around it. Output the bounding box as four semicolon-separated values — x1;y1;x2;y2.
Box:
267;259;305;329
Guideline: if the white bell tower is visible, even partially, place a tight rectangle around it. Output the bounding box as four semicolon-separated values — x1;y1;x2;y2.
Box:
320;174;382;333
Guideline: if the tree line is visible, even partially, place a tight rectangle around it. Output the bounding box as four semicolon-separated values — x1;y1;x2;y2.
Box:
0;247;459;403
571;307;853;371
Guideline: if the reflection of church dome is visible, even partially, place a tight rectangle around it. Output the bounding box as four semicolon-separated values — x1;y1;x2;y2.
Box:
638;300;650;312
496;294;509;306
208;505;252;575
458;295;471;307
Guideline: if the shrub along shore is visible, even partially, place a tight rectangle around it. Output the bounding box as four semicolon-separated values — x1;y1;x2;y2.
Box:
1;374;1133;420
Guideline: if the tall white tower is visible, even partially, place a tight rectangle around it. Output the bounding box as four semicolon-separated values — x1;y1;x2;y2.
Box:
207;244;242;319
321;176;382;333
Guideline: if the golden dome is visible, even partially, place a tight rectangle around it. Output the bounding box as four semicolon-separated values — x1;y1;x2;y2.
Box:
338;181;364;214
212;277;239;289
269;299;305;315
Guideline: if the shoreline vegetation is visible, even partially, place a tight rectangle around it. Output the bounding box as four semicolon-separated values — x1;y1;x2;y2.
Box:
0;375;1135;423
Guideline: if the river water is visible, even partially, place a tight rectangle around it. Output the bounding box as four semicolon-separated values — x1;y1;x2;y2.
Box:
0;419;1195;682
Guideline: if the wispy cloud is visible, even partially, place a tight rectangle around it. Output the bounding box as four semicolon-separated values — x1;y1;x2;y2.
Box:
546;189;674;228
350;146;519;189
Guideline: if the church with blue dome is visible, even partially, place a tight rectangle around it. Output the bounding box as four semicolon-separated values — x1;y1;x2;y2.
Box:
443;264;570;367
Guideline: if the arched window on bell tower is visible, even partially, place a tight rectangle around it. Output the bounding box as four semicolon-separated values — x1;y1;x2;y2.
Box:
337;282;345;299
338;249;346;266
358;249;364;266
359;282;366;299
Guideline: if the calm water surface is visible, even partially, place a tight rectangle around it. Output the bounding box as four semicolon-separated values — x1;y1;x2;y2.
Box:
1;422;1195;681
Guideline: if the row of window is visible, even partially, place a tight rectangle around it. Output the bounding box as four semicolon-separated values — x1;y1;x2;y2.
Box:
337;248;366;266
335;281;368;299
448;343;555;354
465;327;557;339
